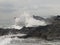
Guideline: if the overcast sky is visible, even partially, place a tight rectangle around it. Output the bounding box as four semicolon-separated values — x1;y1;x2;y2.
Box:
0;0;60;20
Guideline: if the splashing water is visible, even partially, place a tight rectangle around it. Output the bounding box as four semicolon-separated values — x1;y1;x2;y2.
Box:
12;12;47;28
6;12;47;29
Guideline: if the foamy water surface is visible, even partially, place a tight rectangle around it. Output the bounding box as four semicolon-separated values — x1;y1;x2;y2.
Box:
0;35;60;45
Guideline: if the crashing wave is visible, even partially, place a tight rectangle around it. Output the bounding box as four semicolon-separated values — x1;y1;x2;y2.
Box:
13;12;47;28
3;12;48;29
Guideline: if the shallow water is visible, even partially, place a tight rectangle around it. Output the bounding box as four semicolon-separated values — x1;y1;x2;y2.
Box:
0;35;60;45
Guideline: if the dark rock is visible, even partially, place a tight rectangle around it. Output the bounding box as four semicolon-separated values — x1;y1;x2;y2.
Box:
19;15;60;40
33;15;46;21
0;28;20;36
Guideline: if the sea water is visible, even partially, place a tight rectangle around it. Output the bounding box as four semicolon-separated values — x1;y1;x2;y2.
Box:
0;35;60;45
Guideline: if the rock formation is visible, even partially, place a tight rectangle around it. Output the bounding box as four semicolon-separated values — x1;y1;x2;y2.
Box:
0;15;60;41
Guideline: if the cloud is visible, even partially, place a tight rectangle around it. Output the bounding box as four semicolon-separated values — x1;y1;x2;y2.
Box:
0;0;60;19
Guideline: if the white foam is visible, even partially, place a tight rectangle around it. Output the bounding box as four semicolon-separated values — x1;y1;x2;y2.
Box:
11;25;23;29
0;36;12;45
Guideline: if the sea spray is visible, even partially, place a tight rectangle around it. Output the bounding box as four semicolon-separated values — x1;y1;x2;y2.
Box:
5;12;47;29
14;12;47;27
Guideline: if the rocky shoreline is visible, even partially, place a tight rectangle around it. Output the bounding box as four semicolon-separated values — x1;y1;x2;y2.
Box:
0;15;60;41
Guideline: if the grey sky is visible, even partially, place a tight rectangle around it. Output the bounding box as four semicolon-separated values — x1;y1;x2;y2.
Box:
0;0;60;20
